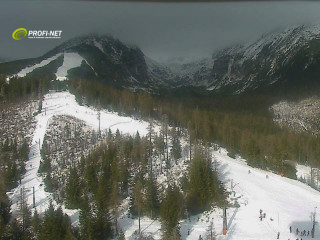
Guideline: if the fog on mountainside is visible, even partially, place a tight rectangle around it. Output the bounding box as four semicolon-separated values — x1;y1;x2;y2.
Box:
1;1;320;62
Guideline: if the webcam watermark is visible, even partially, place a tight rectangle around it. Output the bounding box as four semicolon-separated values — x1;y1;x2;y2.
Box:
12;28;62;40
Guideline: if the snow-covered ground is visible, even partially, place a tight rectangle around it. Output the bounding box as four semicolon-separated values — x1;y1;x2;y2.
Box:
7;91;148;223
6;90;320;239
56;53;84;81
16;54;62;78
9;52;96;81
297;164;313;183
213;149;320;240
118;148;320;240
296;164;320;190
270;97;320;134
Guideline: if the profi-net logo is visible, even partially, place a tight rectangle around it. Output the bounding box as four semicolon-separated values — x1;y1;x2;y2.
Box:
12;28;27;40
12;28;62;40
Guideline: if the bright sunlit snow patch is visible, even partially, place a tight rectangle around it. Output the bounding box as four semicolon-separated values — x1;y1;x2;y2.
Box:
212;149;320;240
56;52;84;81
16;53;62;78
296;164;312;182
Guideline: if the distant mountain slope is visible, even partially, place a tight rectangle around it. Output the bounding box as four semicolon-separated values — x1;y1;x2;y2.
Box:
2;25;320;95
271;97;320;134
172;25;320;95
2;35;172;90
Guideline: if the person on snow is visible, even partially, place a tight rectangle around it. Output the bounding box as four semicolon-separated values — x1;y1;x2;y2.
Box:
296;228;299;235
290;226;292;233
277;232;280;239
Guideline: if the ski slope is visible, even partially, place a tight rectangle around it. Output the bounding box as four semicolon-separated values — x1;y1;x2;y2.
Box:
7;90;320;239
213;148;320;240
56;52;84;81
11;52;95;81
7;91;148;222
16;54;62;78
119;148;320;240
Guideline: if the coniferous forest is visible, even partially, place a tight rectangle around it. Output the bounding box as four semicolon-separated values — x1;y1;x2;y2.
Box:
68;78;320;172
1;73;320;239
3;2;320;239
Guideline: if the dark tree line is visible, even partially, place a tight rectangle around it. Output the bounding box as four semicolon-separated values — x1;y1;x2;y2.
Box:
0;138;29;191
1;201;77;240
0;74;67;103
69;78;320;175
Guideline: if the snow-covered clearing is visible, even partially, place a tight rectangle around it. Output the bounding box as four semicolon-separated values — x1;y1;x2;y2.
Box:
16;54;62;78
56;52;84;81
7;91;148;224
9;52;94;81
296;164;320;191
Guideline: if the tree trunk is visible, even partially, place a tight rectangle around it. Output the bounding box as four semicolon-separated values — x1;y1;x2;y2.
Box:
115;218;118;236
138;213;141;234
166;132;168;162
189;136;192;161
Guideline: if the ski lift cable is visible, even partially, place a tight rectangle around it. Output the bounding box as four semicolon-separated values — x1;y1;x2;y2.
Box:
141;219;157;233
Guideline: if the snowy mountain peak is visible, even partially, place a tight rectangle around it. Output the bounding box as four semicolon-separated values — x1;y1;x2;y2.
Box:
4;34;163;89
3;25;320;95
201;24;320;94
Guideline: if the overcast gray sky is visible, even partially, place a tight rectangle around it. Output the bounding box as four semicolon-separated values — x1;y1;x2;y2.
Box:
1;1;320;62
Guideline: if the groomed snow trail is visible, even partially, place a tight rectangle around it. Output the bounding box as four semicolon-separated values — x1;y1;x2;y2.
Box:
16;54;63;78
214;148;320;240
119;148;320;240
8;91;148;222
56;53;84;81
